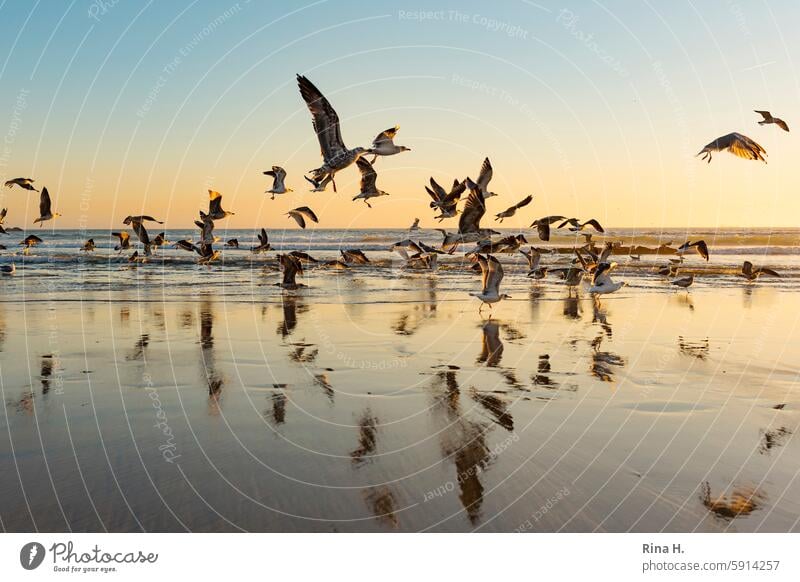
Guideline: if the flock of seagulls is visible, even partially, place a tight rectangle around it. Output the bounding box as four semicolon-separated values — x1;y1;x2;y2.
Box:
0;75;789;308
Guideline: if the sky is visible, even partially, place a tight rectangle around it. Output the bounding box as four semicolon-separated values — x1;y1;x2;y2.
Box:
1;0;799;230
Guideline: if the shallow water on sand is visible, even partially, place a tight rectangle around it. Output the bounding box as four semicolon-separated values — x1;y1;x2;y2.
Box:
1;270;799;532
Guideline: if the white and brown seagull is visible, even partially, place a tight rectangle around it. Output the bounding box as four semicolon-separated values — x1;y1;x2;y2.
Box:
286;206;319;229
697;132;767;163
754;110;789;132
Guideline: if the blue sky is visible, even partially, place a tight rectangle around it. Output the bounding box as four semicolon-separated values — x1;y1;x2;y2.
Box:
1;0;799;228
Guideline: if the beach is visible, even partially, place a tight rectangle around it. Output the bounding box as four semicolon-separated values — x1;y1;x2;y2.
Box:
1;228;799;532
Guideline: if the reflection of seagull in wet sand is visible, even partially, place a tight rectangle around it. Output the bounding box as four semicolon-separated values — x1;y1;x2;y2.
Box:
352;157;389;208
263;166;292;199
740;261;780;280
470;254;511;315
34;187;61;226
754;110;789;132
494;194;532;223
697;132;766;163
476;320;504;366
588;262;625;294
678;240;709;261
297;74;369;193
368;125;410;163
276;254;305;290
286;206;319;229
4;177;38;191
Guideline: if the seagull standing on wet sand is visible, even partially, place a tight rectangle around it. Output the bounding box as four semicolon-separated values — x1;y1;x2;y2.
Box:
671;275;694;289
286;206;319;229
4;177;38;191
34;187;61;226
754;110;789;132
696;132;767;163
264;166;292;199
352;157;389;208
297;74;369;193
495;195;533;223
470;254;511;315
368;126;410;163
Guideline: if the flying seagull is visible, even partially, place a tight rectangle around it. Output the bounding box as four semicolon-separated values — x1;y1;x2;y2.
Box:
495;195;533;223
151;232;169;249
558;218;604;233
409;217;420;231
474;157;498;198
352;157;389;208
286;206;319;229
530;215;566;241
520;247;547;279
129;219;152;256
297;74;369;193
264;166;292;199
194;214;218;244
697;132;766;163
740;261;780;280
4;177;38;191
469;254;511;315
427;177;466;221
368;125;410;163
19;234;43;254
225;238;239;248
34;187;60;225
251;228;271;253
678;240;709;261
123;215;163;225
112;231;131;252
436;179;500;253
80;238;95;252
202;190;234;220
341;249;369;264
754;110;789;132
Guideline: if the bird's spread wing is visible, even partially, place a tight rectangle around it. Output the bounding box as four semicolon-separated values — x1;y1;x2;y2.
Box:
297;75;347;162
131;220;149;244
718;133;767;161
775;118;790;132
208;190;223;214
356;157;377;192
288;211;305;229
536;221;550;241
296;206;319;222
583;219;604;232
742;260;753;276
476;158;493;191
40;187;52;216
514;194;533;210
373;126;399;146
428;178;446;202
486;255;504;294
754;110;771;121
459;186;486;234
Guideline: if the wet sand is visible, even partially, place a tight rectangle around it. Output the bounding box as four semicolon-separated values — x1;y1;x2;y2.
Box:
1;282;799;532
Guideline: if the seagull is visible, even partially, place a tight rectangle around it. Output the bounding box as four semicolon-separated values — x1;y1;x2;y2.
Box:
173;240;196;253
436;179;500;252
404;251;438;271
474;157;498;198
276;254;305;289
740;261;780;280
195;243;220;265
288;250;318;263
469;254;511;315
194;214;218;245
34;187;61;226
495;195;533;223
264;166;292;199
368;125;410;163
427;178;466;221
468;234;528;254
297;74;369;193
0;263;15;274
251;228;271;253
112;231;131;252
754;110;789;132
529;215;566;241
409;217;420;231
550;266;585;294
678;240;709;261
671;274;694;289
128;250;147;264
4;177;38;191
151;232;169;249
321;259;350;270
202;190;234;220
286;206;319;229
697;132;766;163
123;215;163;225
19;234;42;254
129;219;152;256
352;157;389;208
588;262;625;294
558;218;604;233
0;208;8;234
80;238;95;252
391;239;423;260
520;247;547;279
225;238;239;248
341;249;369;264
